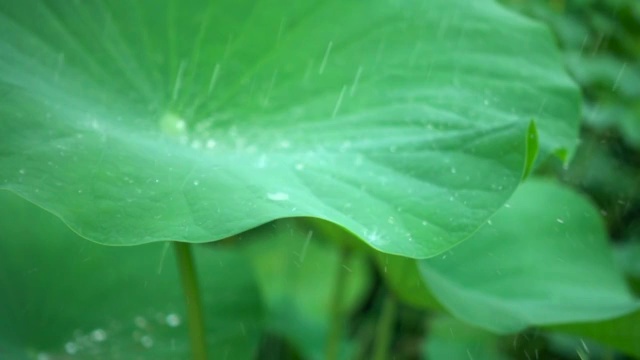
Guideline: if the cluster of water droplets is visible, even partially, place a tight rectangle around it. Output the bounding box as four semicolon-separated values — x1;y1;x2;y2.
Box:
34;311;183;358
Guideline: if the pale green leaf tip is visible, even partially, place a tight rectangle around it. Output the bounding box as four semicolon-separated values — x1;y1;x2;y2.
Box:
522;119;539;181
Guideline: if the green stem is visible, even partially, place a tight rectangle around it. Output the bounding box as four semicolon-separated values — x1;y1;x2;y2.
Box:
373;291;397;360
174;241;208;360
325;247;351;360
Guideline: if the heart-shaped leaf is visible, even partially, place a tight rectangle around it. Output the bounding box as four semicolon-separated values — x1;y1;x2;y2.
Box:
0;191;264;359
0;0;579;257
418;180;638;333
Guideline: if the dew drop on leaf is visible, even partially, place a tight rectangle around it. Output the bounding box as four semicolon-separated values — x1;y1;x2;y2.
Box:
267;192;289;201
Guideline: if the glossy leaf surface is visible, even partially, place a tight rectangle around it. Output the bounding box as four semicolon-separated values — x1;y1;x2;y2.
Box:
0;0;579;257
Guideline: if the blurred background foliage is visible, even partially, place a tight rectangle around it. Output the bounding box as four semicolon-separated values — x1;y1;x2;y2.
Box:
429;0;640;358
503;0;640;240
391;0;640;358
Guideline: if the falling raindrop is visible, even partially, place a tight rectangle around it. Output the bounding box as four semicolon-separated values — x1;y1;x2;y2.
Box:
318;41;333;74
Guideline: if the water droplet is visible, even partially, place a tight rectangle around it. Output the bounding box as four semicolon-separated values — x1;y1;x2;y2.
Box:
354;154;364;166
160;113;188;136
267;192;289;201
365;229;385;245
193;180;199;186
91;329;107;342
278;140;291;149
256;154;268;168
140;335;154;348
65;342;78;354
18;168;26;175
556;218;564;224
165;313;181;327
134;316;148;328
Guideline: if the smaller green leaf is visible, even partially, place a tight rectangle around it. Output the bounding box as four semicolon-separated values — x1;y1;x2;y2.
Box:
422;316;509;360
0;191;264;359
235;219;371;360
614;239;640;279
418;179;638;333
375;253;443;311
548;310;640;358
522;120;539;179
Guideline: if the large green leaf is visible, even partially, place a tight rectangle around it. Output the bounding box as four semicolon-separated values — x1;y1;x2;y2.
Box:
418;180;638;333
0;191;264;359
0;0;579;257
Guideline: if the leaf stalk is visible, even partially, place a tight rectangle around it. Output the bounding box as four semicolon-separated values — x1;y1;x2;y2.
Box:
174;241;208;360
